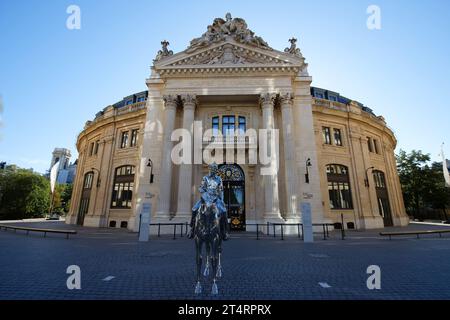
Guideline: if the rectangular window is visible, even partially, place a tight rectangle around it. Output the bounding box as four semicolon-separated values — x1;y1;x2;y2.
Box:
89;142;95;156
367;137;373;153
316;93;324;99
120;131;129;149
222;116;235;136
322;127;331;145
328;181;353;209
333;128;342;146
93;140;100;155
212;116;219;136
329;96;337;102
137;97;145;102
111;182;134;208
238;116;246;135
126;100;133;105
130;129;138;147
373;139;379;154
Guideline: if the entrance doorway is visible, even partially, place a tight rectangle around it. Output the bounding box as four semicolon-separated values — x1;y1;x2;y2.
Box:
77;172;94;225
218;164;245;231
373;170;393;227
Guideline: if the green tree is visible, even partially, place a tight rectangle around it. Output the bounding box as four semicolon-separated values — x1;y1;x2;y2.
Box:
52;183;73;214
397;149;450;220
422;162;450;221
0;166;50;220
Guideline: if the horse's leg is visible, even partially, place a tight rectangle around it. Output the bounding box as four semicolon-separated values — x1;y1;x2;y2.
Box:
211;237;219;295
194;239;203;294
203;241;210;277
216;238;223;278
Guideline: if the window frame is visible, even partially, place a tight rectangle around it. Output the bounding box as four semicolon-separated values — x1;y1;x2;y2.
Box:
111;165;135;209
222;115;236;136
130;129;139;147
326;164;353;210
322;127;332;145
333;128;343;146
367;137;373;153
120;131;129;149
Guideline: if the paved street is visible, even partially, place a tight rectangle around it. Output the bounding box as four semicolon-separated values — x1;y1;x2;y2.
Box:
0;221;449;300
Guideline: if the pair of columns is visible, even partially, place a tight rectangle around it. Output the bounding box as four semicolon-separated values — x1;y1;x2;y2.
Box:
156;92;298;220
260;93;298;219
156;94;196;219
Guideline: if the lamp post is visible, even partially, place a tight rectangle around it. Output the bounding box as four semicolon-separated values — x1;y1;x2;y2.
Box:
364;166;375;187
305;158;312;184
91;168;101;187
147;158;154;183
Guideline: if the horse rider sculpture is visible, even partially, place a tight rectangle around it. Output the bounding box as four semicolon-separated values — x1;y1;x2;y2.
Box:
188;163;229;241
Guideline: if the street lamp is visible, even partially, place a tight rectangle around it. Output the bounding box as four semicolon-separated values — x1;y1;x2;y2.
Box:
364;166;375;187
91;168;101;187
305;158;312;184
147;158;154;183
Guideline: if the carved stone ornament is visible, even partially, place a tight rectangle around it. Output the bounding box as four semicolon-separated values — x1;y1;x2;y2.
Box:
181;94;197;106
162;94;178;108
170;44;287;67
284;38;302;57
154;40;174;62
259;93;277;106
186;13;272;53
280;92;294;105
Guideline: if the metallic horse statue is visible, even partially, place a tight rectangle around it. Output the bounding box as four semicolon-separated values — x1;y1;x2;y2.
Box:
193;202;223;295
190;163;227;295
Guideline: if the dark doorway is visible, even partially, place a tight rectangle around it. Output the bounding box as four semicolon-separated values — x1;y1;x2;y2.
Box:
77;172;94;226
218;164;245;231
373;170;393;227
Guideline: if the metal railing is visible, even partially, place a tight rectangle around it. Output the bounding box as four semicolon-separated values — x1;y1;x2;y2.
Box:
148;223;189;240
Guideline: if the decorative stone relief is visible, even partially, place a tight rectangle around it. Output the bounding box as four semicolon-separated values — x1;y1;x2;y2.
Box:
186;13;272;53
170;44;287;66
181;94;197;107
154;40;174;62
260;93;277;106
284;38;302;57
162;94;178;108
280;92;294;106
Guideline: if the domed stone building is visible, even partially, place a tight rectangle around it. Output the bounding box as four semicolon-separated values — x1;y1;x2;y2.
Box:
66;14;408;233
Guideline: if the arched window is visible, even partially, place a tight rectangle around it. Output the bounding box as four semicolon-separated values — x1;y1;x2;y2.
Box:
83;172;94;189
326;164;353;209
373;170;386;188
111;165;135;208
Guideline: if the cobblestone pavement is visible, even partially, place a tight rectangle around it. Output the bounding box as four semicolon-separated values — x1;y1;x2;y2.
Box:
0;222;449;300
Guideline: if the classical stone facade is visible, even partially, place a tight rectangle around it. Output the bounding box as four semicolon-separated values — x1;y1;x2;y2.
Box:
66;14;409;232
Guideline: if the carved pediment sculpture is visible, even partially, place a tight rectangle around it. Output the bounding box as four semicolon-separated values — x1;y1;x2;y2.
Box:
154;40;174;62
284;38;302;57
186;13;272;53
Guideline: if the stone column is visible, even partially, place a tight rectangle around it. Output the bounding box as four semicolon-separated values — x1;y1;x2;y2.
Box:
176;94;196;219
260;93;281;219
155;95;178;218
280;92;299;218
293;92;325;224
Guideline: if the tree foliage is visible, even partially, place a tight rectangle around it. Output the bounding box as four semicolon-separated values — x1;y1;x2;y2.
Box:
0;166;50;220
397;149;450;220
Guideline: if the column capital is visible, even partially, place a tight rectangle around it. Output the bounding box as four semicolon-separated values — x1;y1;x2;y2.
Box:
180;94;197;110
260;93;277;109
280;92;294;108
163;94;178;110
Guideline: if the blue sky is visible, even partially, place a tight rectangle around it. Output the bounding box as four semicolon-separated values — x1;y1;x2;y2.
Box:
1;0;449;173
